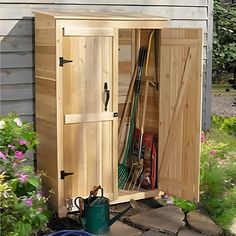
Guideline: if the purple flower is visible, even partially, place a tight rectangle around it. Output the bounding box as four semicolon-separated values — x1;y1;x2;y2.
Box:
18;139;27;145
15;151;24;159
24;198;33;206
210;150;217;156
18;174;28;183
0;151;6;160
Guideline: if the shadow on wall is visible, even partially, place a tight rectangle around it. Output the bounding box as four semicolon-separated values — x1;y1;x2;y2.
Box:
0;17;35;123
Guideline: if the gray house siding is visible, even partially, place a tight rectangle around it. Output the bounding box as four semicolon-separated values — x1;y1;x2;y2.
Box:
0;0;212;130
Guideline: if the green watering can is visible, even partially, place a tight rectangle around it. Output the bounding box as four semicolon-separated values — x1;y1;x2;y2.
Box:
74;186;137;235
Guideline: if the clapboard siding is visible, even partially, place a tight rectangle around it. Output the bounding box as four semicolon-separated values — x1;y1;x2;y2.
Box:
0;0;208;6
0;52;34;68
0;68;34;84
0;36;33;52
1;84;34;100
0;99;34;115
0;19;34;35
0;5;208;20
0;0;212;131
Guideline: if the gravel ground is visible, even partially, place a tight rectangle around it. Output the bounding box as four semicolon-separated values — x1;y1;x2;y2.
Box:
212;94;236;117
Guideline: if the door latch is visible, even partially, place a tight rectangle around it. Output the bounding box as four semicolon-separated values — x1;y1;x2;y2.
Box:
59;57;73;67
60;170;74;179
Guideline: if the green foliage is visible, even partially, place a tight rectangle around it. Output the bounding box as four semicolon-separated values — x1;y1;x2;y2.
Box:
212;115;236;136
0;114;51;236
213;0;236;81
200;122;236;231
173;198;196;214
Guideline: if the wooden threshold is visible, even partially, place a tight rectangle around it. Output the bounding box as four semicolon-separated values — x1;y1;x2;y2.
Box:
110;189;160;205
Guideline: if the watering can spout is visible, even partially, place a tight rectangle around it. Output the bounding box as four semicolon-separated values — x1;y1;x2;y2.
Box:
109;199;137;226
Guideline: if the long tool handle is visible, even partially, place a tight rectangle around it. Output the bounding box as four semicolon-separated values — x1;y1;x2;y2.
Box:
137;80;149;159
119;46;147;164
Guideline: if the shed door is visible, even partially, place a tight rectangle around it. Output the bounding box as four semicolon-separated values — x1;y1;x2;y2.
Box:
62;28;118;201
158;28;202;201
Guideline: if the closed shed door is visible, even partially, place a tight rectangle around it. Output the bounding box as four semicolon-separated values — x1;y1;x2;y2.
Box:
62;29;118;200
158;28;202;201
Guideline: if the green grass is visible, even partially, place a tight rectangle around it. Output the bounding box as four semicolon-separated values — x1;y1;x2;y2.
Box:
212;84;236;95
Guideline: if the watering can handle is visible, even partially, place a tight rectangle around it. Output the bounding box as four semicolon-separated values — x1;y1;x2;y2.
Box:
90;185;103;197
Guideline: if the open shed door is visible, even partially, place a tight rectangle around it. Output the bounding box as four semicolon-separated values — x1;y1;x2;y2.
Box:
158;28;202;201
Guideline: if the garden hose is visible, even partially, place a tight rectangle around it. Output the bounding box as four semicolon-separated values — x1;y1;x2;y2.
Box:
46;230;92;236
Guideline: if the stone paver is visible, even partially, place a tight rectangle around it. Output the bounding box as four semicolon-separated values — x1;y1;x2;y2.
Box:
108;221;142;236
142;230;167;235
128;205;185;234
187;211;223;236
230;217;236;235
178;228;206;236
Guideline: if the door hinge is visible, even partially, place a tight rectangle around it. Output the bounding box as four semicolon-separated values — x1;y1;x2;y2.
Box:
59;57;73;67
113;112;118;117
60;170;74;179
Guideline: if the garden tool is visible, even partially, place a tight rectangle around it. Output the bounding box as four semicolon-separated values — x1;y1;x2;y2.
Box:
74;186;138;235
126;30;156;190
126;80;149;190
118;46;147;189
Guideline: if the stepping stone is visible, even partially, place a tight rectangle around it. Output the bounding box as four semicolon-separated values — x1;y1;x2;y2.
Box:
178;228;206;236
128;205;185;234
230;217;236;235
187;211;223;236
142;230;167;235
108;221;142;236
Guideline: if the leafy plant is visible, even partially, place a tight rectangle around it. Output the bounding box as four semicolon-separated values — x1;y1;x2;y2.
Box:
0;114;51;236
212;115;236;136
213;0;236;83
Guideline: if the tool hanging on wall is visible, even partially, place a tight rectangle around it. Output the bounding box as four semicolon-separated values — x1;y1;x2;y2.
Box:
118;46;147;189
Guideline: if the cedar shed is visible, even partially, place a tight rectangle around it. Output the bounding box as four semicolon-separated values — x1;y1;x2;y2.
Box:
35;11;202;217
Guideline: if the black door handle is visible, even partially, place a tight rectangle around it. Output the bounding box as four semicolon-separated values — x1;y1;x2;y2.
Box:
104;82;110;111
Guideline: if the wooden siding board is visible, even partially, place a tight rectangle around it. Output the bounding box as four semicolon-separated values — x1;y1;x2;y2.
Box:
0;0;208;6
0;68;34;84
0;52;34;68
1;84;34;101
0;19;34;36
0;5;207;20
0;99;34;115
0;36;33;52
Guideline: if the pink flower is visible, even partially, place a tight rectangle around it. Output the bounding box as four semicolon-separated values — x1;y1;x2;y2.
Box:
24;198;33;206
37;207;43;212
0;151;6;160
15;151;24;159
18;174;28;183
210;150;217;156
18;139;27;145
201;132;206;143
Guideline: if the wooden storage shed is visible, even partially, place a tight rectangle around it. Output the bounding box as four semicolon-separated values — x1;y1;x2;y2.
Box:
35;11;202;217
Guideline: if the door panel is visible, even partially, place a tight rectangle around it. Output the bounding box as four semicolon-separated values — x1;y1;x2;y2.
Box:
158;28;202;201
62;34;116;200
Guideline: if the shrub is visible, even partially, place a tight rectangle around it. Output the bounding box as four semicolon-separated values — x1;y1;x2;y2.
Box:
0;114;51;236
